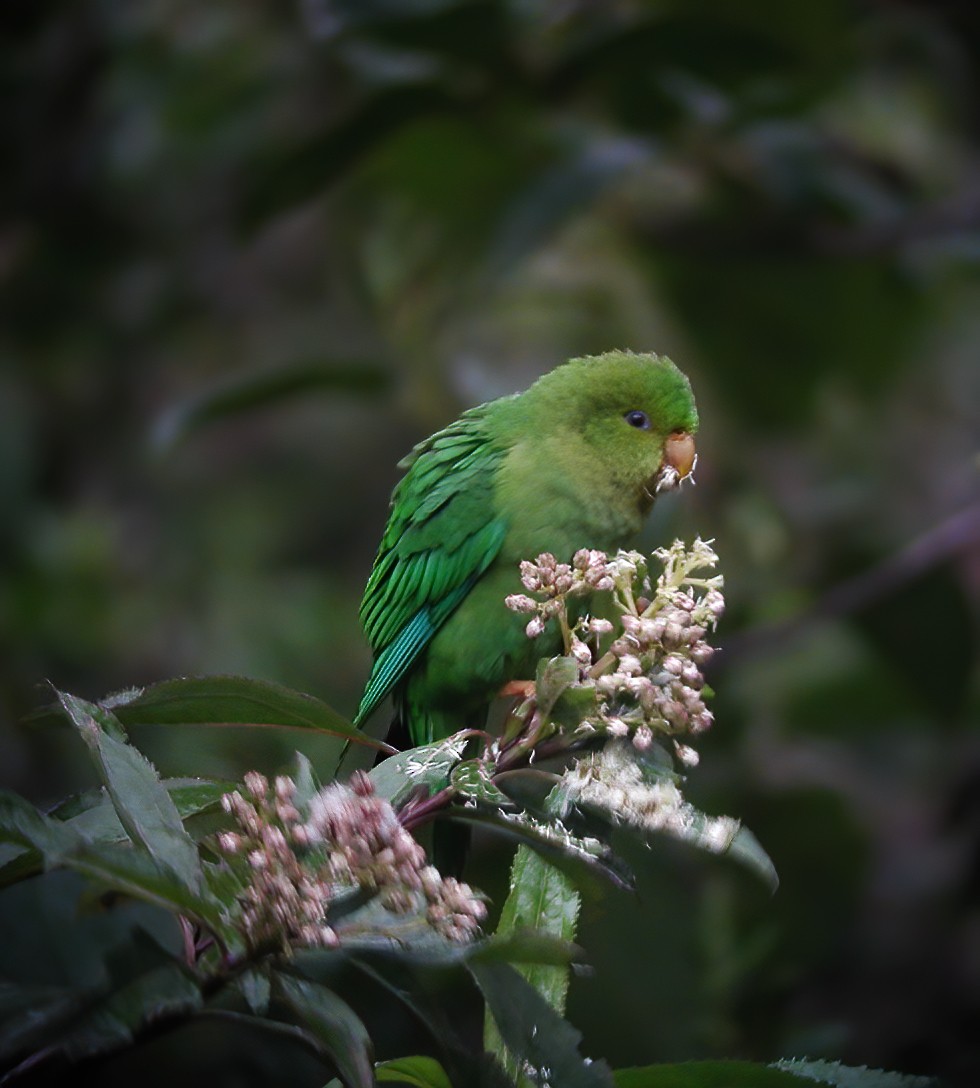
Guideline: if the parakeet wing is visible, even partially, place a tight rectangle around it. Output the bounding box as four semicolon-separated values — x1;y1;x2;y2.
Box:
354;406;509;725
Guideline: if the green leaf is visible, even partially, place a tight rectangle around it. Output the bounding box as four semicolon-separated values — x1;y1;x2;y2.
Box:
472;962;613;1088
534;656;580;721
275;972;374;1088
613;1061;830;1087
241;83;456;228
370;738;467;806
495;847;579;1013
0;779;233;891
561;743;778;891
451;760;511;805
483;138;650;282
0;984;97;1066
377;1056;454;1088
445;806;632;894
469;930;581;970
57;692;203;895
611;1061;943;1087
166;778;236;820
104;675;389;752
153;360;390;449
0;791;229;937
0;941;201;1077
770;1059;942;1087
0;789;82;859
296;925;578;975
727;826;780;894
235;969;271;1016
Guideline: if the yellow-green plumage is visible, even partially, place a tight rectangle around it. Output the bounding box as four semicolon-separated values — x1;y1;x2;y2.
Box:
355;351;699;745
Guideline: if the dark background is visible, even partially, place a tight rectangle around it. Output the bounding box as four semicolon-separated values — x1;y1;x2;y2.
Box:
1;0;978;1084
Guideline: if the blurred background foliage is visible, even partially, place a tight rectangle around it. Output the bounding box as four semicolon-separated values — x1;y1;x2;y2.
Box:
1;0;978;1084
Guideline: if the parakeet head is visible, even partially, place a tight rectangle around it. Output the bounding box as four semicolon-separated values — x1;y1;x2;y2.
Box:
516;350;699;506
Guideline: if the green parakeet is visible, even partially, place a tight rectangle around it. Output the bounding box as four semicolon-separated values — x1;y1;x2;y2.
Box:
354;350;698;746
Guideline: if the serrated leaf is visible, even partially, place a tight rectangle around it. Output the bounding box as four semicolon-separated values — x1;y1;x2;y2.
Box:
1;779;233;892
451;760;511;805
0;953;201;1078
770;1058;941;1088
103;676;386;750
0;789;83;860
563;743;778;890
275;973;374;1088
377;1055;453;1087
469;930;581;969
613;1061;826;1087
371;738;467;806
57;692;203;895
472;962;613;1088
446;806;632;893
496;847;579;1012
0;791;229;937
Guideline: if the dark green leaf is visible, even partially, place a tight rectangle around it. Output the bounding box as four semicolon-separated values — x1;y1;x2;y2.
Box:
0;951;200;1077
548;683;600;733
612;1061;942;1087
371;738;466;806
1;779;233;891
377;1055;453;1088
0;789;82;860
241;84;457;228
0;984;97;1066
235;969;271;1016
153;360;390;449
534;656;580;721
57;692;203;895
484;137;649;281
445;806;632;893
613;1061;831;1087
275;972;374;1088
469;930;581;969
105;676;388;751
770;1059;941;1087
0;792;230;937
472;962;613;1088
166;778;236;820
451;760;511;805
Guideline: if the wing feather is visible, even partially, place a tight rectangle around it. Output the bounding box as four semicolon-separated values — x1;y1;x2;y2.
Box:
354;405;509;725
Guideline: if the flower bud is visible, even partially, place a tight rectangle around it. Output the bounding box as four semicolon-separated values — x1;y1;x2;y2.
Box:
570;637;593;667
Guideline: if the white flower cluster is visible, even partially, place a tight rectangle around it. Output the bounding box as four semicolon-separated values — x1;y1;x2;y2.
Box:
505;549;614;638
216;770;486;950
506;538;725;767
564;741;739;853
597;542;724;753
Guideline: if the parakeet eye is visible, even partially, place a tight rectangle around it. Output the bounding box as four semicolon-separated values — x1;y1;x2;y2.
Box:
624;410;651;430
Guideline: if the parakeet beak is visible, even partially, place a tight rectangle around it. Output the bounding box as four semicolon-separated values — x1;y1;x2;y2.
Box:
664;432;697;480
